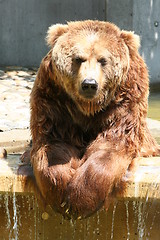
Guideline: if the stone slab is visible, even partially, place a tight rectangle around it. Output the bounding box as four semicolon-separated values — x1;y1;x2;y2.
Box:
0;129;31;154
0;154;160;203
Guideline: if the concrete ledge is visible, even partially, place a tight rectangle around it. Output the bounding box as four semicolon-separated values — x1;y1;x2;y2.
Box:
0;155;31;193
0;154;160;202
125;157;160;200
0;129;31;154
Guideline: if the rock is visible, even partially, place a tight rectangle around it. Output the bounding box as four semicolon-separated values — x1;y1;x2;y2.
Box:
0;148;7;159
0;70;5;77
6;71;17;77
17;71;30;77
42;212;49;220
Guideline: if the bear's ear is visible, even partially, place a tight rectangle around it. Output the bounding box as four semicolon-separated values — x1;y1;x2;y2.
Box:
121;30;140;53
46;24;69;47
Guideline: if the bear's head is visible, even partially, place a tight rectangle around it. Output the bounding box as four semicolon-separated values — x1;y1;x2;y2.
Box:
46;20;140;116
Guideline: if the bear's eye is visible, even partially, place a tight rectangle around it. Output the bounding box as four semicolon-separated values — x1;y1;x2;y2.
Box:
75;57;86;64
98;58;107;67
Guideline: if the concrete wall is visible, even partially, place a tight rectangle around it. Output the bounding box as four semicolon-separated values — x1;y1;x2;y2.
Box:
106;0;160;83
133;0;160;83
0;0;105;67
0;0;160;83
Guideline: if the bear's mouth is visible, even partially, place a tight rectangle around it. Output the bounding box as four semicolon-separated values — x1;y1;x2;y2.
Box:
76;92;108;116
77;100;100;116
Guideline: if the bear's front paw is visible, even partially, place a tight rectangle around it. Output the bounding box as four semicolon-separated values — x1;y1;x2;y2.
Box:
61;178;105;220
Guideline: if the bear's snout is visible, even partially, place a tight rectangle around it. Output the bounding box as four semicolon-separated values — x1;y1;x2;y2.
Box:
80;78;98;99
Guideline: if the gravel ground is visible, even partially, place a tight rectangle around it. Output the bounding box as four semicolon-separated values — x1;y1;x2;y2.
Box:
0;67;37;132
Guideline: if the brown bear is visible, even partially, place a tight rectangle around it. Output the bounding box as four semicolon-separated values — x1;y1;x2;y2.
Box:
29;20;159;219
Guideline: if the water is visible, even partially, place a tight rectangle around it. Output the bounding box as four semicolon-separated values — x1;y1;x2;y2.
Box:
148;93;160;144
4;193;11;230
12;190;18;240
110;202;117;239
148;93;160;121
125;201;130;240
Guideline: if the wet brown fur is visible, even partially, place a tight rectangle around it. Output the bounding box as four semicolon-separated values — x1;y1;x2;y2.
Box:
29;20;160;219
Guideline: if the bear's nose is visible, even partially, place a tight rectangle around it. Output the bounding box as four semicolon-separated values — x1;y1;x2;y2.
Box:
81;79;98;98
